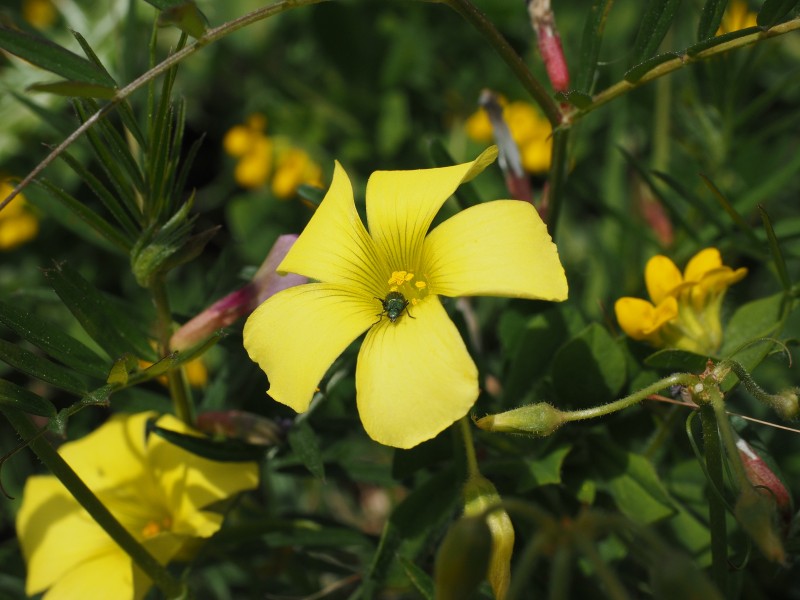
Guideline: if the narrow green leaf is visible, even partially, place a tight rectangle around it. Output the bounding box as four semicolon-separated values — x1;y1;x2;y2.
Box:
758;0;800;27
686;26;761;56
0;379;56;417
43;262;156;361
297;183;326;208
576;0;613;92
0;300;108;378
27;81;117;99
0;339;88;395
699;174;761;246
36;179;132;252
288;420;325;480
70;30;115;82
172;132;205;200
631;0;683;65
624;52;681;84
556;90;593;109
697;0;729;41
400;556;435;600
651;170;727;233
758;206;792;292
146;419;266;462
644;349;709;372
0;26;115;87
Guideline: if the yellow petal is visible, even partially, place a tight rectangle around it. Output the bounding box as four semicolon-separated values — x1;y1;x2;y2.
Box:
684;248;723;282
355;296;478;448
614;296;678;340
43;548;137;600
243;283;377;413
147;414;259;535
645;255;682;305
422;200;567;301
365;147;498;270
17;476;117;595
278;162;386;297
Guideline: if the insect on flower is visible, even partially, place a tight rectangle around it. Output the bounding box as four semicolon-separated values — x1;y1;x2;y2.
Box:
374;291;414;325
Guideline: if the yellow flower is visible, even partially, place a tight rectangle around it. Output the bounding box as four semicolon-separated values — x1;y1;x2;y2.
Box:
22;0;57;29
223;114;272;188
16;412;259;600
0;181;39;250
717;0;758;34
271;147;323;200
614;248;747;355
465;101;552;174
243;148;567;448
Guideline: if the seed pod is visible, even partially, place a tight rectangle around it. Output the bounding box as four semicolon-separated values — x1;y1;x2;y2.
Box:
434;516;492;600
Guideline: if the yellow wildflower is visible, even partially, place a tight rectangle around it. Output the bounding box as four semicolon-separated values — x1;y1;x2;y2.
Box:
223;114;273;189
22;0;57;29
271;147;323;200
0;181;39;250
717;0;758;34
243;147;567;448
16;412;259;600
465;100;552;174
614;248;747;355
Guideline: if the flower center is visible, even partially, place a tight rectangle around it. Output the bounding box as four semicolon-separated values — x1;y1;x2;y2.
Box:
141;516;173;539
387;270;429;305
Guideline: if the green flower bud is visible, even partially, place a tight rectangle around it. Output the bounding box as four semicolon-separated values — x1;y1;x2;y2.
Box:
434;516;492;600
463;475;514;600
734;486;786;564
475;402;564;437
767;387;800;421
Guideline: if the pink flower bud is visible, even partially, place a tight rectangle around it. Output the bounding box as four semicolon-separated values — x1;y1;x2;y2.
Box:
528;0;570;93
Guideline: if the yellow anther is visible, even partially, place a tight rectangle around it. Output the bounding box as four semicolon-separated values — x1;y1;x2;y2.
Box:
415;281;427;289
141;517;172;539
388;270;415;286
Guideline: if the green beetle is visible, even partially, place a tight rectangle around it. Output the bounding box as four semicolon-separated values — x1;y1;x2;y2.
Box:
374;291;414;324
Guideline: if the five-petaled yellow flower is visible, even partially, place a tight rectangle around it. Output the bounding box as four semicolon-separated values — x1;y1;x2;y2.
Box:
16;412;259;600
243;148;568;449
614;248;747;355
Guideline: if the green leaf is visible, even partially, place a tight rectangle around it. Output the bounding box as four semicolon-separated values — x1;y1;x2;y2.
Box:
624;52;681;84
594;438;675;524
697;0;729;41
288;420;325;480
0;26;116;87
400;556;435;600
488;444;572;492
143;1;208;37
0;300;108;379
576;0;613;92
699;174;761;246
552;323;626;407
631;0;683;65
556;90;593;109
261;521;371;548
720;293;785;359
758;0;800;27
0;339;88;395
36;178;132;252
759;205;792;293
147;419;266;462
27;81;117;99
645;349;709;373
0;379;56;417
686;26;761;56
42;262;156;361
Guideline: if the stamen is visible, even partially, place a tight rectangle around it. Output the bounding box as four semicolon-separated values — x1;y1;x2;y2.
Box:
388;270;415;286
141;516;172;539
415;281;427;289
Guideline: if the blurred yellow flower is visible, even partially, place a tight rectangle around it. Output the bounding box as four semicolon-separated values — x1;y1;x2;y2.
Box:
16;412;259;600
465;100;552;174
243;147;567;448
717;0;757;34
0;181;39;250
22;0;57;29
223;114;322;197
614;248;747;355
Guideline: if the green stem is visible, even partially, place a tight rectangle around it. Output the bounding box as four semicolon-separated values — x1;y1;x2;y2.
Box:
709;388;750;491
1;0;328;211
151;277;193;424
699;404;728;596
560;373;696;423
546;127;569;237
459;417;480;479
436;0;562;127
5;409;184;598
563;18;800;125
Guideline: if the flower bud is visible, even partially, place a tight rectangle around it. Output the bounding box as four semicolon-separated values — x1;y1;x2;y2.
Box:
434;516;492;600
734;485;786;564
475;402;564;437
766;387;799;421
735;435;792;533
463;475;514;600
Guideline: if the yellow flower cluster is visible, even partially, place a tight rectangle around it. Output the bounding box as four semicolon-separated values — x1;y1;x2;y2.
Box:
0;181;39;250
465;100;552;174
223;114;323;199
614;248;747;355
17;412;259;600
